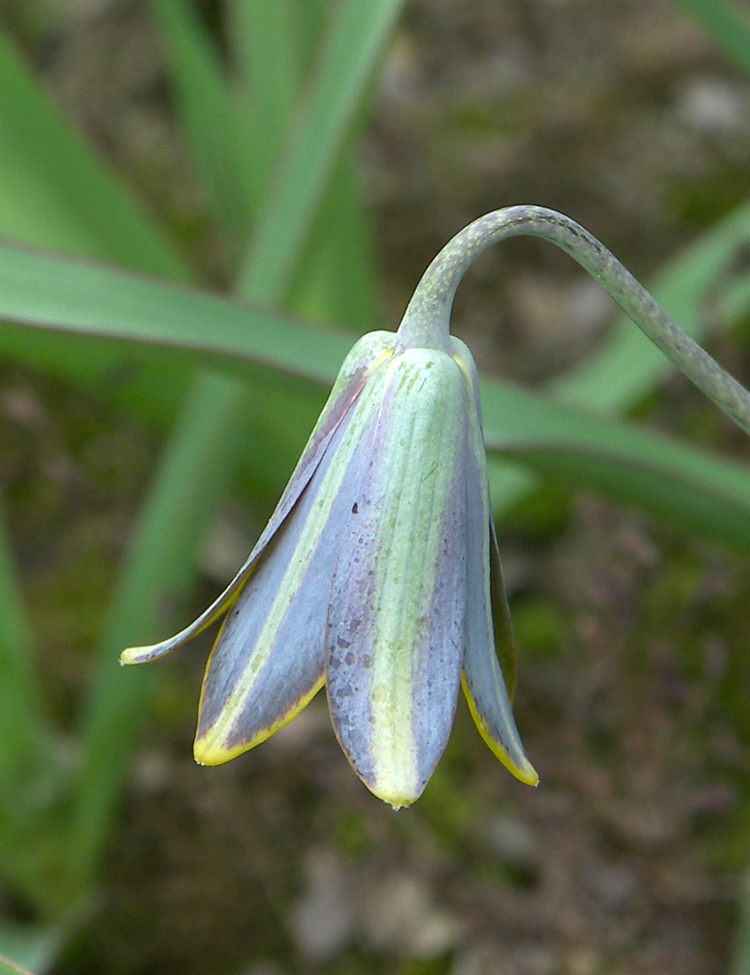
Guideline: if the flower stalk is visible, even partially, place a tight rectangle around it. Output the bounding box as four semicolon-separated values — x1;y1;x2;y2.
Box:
400;206;750;436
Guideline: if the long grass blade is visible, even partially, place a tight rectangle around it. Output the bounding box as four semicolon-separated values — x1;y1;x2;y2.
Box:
1;241;749;551
671;0;750;77
0;917;62;974
0;27;188;277
227;0;326;114
482;379;750;552
0;242;347;390
2;191;748;442
236;0;406;302
226;0;325;214
70;373;245;883
288;147;379;332
148;0;253;243
228;0;378;331
0;954;36;975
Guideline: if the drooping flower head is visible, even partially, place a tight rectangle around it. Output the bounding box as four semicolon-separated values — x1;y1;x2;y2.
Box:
122;214;540;807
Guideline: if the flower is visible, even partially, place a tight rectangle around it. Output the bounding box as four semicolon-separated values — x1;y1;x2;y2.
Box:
122;319;537;808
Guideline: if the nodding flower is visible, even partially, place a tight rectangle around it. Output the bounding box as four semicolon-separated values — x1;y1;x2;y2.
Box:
122;323;536;806
123;202;750;806
122;210;646;808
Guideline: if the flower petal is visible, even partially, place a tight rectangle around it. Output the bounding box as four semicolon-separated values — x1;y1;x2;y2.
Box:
489;518;516;701
194;339;397;764
452;338;538;787
326;349;468;807
121;332;395;666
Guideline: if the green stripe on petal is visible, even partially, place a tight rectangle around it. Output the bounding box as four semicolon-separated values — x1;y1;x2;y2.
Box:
326;348;468;807
452;338;538;787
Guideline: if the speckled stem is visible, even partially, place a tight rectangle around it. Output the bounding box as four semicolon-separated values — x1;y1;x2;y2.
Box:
396;205;750;437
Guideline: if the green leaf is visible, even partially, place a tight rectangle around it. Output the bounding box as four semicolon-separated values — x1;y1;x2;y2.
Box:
288;145;379;333
0;27;188;277
0;241;346;391
70;372;247;884
1;243;749;551
671;0;750;77
0;916;62;975
0;955;35;975
236;0;406;302
224;0;378;331
226;0;325;215
481;379;750;552
0;480;67;913
149;0;254;243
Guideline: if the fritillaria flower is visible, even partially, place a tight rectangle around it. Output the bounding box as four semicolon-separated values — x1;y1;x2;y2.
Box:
126;200;750;804
122;215;544;807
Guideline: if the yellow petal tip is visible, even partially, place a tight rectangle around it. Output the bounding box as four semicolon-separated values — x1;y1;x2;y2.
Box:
193;738;233;767
516;762;540;787
193;729;254;767
496;749;539;787
120;646;150;665
367;777;422;809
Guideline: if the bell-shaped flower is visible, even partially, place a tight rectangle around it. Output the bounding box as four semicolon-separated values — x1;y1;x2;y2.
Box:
122;323;537;807
124;198;750;804
122;210;544;808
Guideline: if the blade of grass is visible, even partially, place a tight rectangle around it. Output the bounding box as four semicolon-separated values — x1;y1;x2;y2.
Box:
0;953;37;975
153;0;377;331
226;0;325;214
0;243;347;387
0;485;67;912
671;0;750;77
148;0;254;243
228;0;379;331
1;185;749;450
227;0;326;111
482;383;750;552
70;372;246;884
2;244;750;550
0;916;65;974
492;197;750;521
0;496;75;912
0;27;188;277
288;141;379;332
1;192;746;448
237;0;405;302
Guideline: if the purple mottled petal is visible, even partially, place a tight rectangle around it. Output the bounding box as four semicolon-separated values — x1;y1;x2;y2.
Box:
326;350;467;806
452;336;536;785
194;340;396;763
490;516;516;700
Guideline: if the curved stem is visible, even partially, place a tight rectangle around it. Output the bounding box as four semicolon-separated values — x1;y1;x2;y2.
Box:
397;205;750;437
